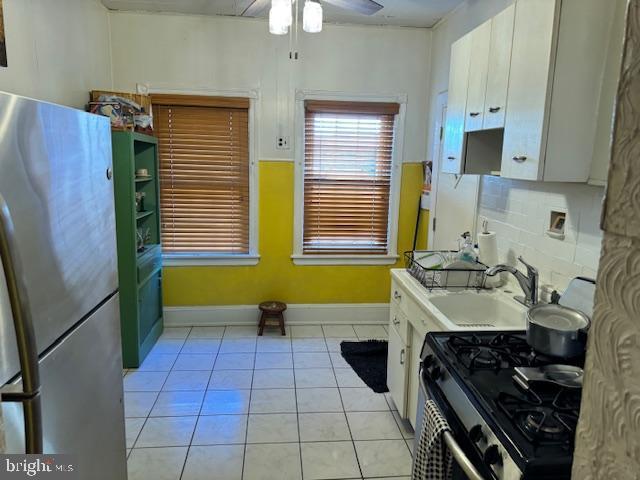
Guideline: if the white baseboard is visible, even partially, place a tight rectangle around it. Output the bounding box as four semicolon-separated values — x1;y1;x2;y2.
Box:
163;303;390;327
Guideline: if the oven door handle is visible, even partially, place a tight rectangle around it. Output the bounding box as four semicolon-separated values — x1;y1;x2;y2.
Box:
443;431;485;480
419;370;485;480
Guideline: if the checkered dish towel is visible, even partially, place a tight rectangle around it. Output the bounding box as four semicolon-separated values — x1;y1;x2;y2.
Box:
411;399;453;480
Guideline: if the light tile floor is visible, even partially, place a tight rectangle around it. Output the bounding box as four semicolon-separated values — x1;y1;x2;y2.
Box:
123;324;414;480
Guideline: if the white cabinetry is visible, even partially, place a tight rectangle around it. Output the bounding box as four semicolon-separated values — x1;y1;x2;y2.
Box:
441;0;620;182
387;314;409;417
386;271;444;429
501;0;558;180
483;4;515;130
441;35;471;174
464;20;491;132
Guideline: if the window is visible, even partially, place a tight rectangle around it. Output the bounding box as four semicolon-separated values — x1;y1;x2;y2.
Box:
152;94;257;264
294;98;403;265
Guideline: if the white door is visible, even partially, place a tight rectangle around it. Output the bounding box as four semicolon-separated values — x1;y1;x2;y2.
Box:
483;4;516;130
441;35;471;174
502;0;559;180
464;20;492;132
387;321;409;417
430;92;480;251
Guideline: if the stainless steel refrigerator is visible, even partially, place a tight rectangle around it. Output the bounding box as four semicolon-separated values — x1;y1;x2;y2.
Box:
0;92;127;478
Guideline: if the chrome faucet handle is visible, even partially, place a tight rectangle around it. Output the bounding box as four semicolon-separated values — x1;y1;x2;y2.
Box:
518;256;538;277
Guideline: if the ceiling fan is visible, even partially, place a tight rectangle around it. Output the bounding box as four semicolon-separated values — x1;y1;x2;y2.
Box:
242;0;384;34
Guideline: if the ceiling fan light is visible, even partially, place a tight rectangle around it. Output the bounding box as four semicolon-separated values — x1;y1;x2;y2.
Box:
272;0;292;26
303;1;323;33
269;5;289;35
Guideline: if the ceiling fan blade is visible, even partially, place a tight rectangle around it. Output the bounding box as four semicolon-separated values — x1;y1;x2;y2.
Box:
241;0;271;17
323;0;384;16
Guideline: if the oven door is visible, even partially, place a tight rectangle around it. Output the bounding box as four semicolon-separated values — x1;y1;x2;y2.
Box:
415;367;496;480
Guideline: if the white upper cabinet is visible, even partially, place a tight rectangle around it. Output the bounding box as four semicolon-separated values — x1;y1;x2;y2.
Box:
464;20;491;132
483;4;515;131
441;0;620;182
501;0;558;180
441;35;471;174
503;0;618;181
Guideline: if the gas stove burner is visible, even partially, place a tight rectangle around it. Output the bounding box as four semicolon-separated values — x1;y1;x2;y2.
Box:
497;388;580;445
522;408;572;442
444;333;578;371
446;334;534;370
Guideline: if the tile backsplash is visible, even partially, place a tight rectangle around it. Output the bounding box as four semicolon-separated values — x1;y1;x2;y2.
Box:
477;176;605;293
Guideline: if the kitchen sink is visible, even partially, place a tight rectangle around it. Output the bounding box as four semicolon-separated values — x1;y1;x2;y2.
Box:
428;290;527;329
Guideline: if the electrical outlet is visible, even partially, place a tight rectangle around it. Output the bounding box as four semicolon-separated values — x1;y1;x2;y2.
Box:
277;136;290;150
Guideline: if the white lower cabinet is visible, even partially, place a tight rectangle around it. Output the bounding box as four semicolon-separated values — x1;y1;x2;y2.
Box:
387;270;446;428
386;317;409;417
407;331;424;429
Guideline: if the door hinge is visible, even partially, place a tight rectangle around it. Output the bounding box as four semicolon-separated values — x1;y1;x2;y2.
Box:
433;217;436;231
439;126;443;140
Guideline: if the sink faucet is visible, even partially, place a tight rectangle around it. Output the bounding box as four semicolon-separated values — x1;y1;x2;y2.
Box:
486;256;539;306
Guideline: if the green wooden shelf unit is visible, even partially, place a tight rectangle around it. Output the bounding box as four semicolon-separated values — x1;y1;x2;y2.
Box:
111;131;164;368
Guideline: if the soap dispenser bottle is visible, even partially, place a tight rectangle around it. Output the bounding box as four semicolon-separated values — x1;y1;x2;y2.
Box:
457;232;476;263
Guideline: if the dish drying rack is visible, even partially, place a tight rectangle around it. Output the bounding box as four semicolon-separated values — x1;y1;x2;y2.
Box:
404;250;488;291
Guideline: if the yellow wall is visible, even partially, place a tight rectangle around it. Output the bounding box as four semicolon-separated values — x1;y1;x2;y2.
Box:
163;161;428;306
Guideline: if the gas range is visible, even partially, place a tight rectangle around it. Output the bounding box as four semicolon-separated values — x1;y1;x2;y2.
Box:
419;331;584;480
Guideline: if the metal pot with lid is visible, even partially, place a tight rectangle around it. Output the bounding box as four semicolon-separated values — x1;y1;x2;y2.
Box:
526;303;590;358
526;277;595;358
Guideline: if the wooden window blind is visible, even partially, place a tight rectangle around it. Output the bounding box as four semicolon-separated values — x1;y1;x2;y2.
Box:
303;100;399;255
152;94;250;254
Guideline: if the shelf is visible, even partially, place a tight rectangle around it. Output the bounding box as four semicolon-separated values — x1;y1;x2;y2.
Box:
136;210;154;221
137;244;161;260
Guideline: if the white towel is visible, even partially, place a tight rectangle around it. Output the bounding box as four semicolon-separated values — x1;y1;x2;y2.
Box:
411;399;453;480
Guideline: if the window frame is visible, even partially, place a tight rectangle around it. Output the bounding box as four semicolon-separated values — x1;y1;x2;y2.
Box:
151;88;260;266
292;90;407;266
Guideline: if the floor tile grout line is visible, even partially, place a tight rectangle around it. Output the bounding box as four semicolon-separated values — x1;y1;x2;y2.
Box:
240;328;260;480
325;330;365;480
128;327;192;451
127;325;405;479
288;331;305;480
178;325;224;480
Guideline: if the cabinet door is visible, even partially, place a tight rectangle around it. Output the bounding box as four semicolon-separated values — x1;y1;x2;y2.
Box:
387;321;409;417
464;20;492;132
483;4;515;130
502;0;559;180
407;329;423;429
441;35;472;174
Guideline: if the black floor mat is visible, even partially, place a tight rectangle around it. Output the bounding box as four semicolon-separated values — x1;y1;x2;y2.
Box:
340;340;389;393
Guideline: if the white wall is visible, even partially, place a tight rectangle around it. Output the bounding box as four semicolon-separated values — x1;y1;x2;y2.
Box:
427;0;607;292
108;11;432;163
0;0;112;108
478;177;603;291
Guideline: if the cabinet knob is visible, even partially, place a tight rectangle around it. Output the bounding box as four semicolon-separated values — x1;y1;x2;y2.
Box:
512;155;527;163
488;107;501;113
447;156;455;160
469;112;481;117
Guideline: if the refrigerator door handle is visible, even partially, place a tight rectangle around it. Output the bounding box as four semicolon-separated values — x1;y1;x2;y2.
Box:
0;194;43;453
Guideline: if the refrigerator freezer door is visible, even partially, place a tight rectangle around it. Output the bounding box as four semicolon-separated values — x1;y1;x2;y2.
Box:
0;92;118;385
1;294;127;479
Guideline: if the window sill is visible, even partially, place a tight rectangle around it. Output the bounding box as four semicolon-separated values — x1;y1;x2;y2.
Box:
291;254;399;266
163;254;260;267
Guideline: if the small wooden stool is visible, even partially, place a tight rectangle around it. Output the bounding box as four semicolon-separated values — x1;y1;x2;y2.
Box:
258;301;287;336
